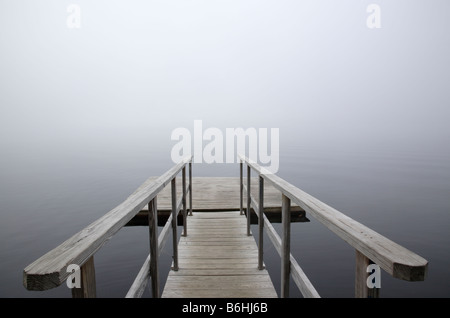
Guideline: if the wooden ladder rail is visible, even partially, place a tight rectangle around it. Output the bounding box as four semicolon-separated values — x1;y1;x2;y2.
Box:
23;156;193;298
239;154;428;298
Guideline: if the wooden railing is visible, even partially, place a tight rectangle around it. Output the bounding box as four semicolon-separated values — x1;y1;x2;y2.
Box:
23;156;193;298
239;154;428;298
23;154;428;298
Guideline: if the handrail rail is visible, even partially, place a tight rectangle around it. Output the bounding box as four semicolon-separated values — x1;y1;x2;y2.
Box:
239;154;428;297
23;156;193;293
242;181;320;298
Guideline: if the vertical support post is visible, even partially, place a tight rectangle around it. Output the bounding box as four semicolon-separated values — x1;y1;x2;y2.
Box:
182;167;187;237
189;162;193;216
355;250;380;298
148;197;159;298
258;176;264;270
281;194;291;298
171;177;179;271
71;256;96;298
246;165;251;236
240;161;243;215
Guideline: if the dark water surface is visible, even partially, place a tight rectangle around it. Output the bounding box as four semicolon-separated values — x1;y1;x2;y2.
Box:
1;146;449;298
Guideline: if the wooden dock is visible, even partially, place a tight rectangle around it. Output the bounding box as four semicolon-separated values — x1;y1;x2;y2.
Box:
162;211;277;298
23;155;428;299
128;177;308;226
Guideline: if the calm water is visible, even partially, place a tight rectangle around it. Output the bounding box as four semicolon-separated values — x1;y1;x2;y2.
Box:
1;146;449;298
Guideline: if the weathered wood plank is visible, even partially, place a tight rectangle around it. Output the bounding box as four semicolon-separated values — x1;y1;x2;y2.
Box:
126;201;181;298
179;245;256;251
263;212;320;298
125;254;150;298
164;279;275;290
176;258;258;265
148;198;159;298
175;263;260;270
167;269;268;276
355;250;380;298
136;177;304;213
281;194;291;298
165;275;272;283
171;178;179;271
71;256;96;298
163;289;277;298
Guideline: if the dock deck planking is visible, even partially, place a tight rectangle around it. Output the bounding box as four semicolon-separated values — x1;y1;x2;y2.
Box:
161;211;278;298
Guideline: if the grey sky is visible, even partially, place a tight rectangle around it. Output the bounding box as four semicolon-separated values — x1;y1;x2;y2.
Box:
1;0;449;161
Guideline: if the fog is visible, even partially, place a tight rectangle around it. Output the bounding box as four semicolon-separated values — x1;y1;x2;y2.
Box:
1;0;449;164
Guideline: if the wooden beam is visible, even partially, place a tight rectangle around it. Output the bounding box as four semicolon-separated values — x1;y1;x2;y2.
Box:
171;177;179;271
182;167;187;237
149;198;159;298
189;162;193;216
240;161;244;215
126;204;176;298
281;194;291;298
71;256;96;298
246;166;251;236
355;250;380;298
243;184;320;298
258;176;264;270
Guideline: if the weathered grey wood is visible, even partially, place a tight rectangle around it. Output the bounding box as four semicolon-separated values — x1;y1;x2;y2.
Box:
159;213;172;256
281;194;291;298
182;167;187;237
243;182;319;297
175;261;259;269
264;212;320;298
71;256;96;298
355;250;380;298
23;156;192;291
247;166;251;236
127;198;160;298
252;196;320;298
258;176;264;270
164;278;274;289
149;198;159;298
162;212;277;298
126;203;177;298
242;183;259;216
188;162;193;216
240;161;244;215
239;154;428;282
134;177;304;218
289;253;320;298
127;174;188;297
163;289;277;298
171;177;179;271
125;254;150;298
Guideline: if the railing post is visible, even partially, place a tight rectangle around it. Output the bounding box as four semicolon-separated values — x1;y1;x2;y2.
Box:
189;161;193;216
246;165;251;236
182;167;187;237
240;161;243;215
355;250;380;298
171;177;179;271
258;176;264;270
71;256;96;298
281;194;291;298
148;197;159;298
